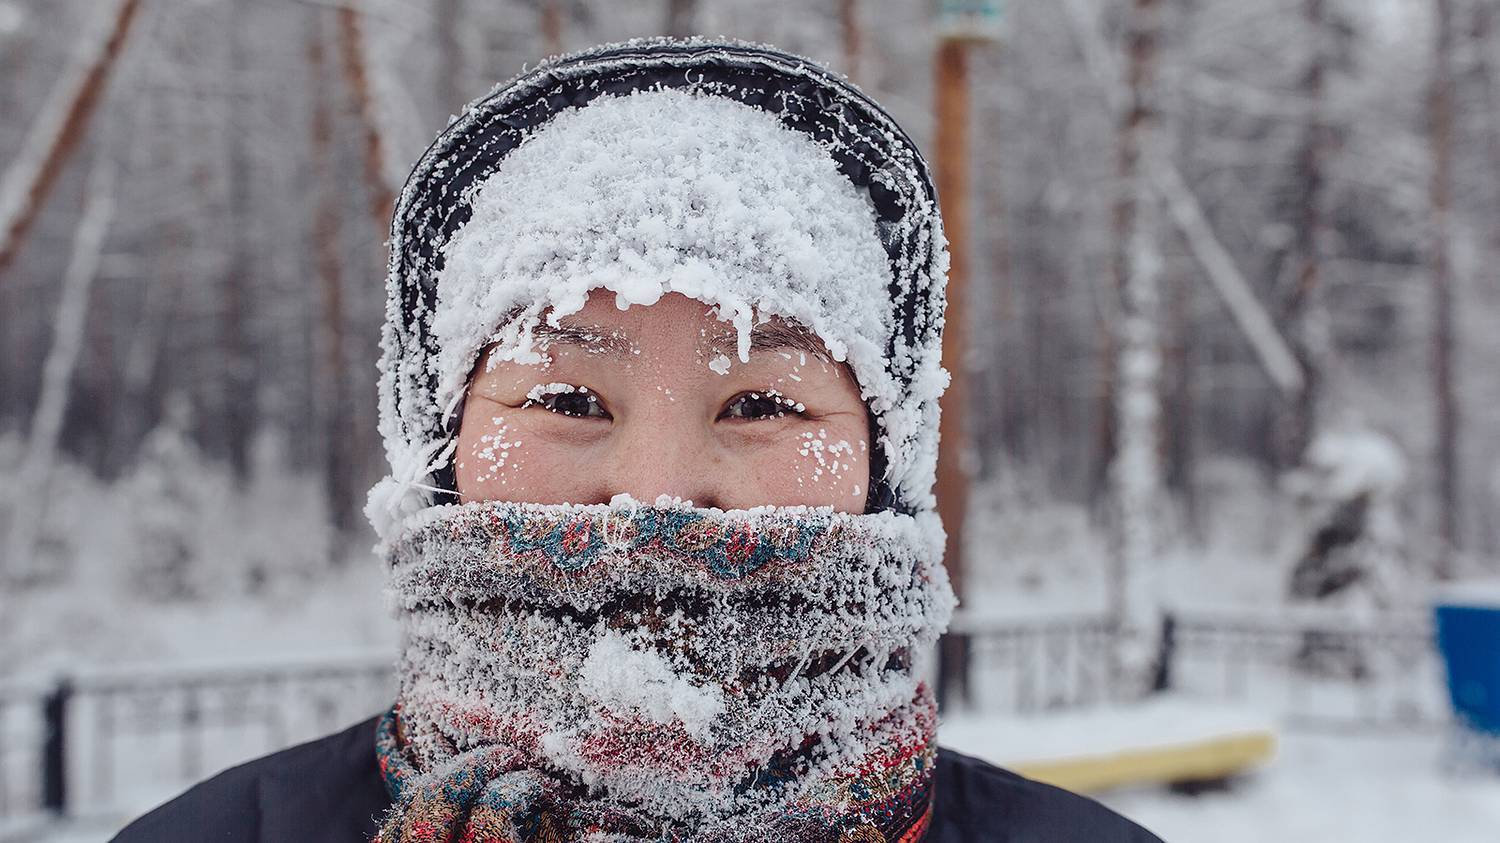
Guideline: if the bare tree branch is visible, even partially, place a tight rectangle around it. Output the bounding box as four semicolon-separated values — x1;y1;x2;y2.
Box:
1061;0;1305;398
0;0;139;275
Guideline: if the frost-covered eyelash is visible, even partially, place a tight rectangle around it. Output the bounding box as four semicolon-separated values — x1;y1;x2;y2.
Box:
725;390;807;419
524;382;584;404
521;382;606;417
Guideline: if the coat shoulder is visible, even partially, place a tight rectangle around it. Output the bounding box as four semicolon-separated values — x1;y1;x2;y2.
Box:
931;746;1165;842
109;713;390;843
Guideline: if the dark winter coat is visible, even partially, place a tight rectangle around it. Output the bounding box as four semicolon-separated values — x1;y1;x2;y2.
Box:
110;713;1164;842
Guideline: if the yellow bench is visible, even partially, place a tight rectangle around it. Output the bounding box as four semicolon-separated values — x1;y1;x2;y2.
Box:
1011;730;1276;793
940;699;1278;794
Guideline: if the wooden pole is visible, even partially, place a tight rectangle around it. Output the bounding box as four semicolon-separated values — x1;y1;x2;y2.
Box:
933;34;974;709
665;0;697;37
839;0;862;83
540;0;563;57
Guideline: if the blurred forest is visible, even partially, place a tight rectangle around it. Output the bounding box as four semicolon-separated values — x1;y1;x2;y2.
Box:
1;0;1497;615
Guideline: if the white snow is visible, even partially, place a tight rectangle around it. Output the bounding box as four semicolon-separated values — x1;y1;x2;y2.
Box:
579;630;726;738
1103;730;1500;842
1302;424;1408;499
1434;580;1500;610
942;708;1500;843
524;381;582;403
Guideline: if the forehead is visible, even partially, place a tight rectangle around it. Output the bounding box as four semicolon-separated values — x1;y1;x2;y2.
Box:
533;291;832;360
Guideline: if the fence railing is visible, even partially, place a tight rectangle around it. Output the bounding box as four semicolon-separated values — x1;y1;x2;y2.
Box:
1163;608;1447;730
946;611;1119;713
945;606;1449;729
0;652;394;829
0;607;1453;830
0;677;49;827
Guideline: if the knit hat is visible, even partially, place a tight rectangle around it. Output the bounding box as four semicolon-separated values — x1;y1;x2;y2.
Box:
366;37;950;540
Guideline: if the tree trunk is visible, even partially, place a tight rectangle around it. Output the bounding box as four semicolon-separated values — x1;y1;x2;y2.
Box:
220;0;256;482
337;6;396;232
1471;0;1500;560
1274;0;1333;472
6;148;116;581
309;10;356;535
1163;251;1199;539
1109;0;1166;678
0;0;140;275
1430;0;1460;578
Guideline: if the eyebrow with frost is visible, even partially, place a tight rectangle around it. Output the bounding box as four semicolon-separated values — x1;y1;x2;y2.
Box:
525;317;835;363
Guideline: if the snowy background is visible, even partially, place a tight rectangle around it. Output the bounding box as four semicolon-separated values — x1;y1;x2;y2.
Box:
2;0;1499;840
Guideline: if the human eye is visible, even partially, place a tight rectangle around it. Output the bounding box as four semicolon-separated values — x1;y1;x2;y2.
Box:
720;390;806;421
522;383;610;419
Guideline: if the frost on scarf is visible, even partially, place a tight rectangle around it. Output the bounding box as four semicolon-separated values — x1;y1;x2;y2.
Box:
369;40;950;537
375;499;954;841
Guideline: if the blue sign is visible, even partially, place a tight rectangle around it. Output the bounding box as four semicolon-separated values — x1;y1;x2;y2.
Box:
1437;599;1500;737
938;0;1006;41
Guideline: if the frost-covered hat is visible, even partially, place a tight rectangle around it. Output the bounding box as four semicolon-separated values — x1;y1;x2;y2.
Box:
369;38;949;537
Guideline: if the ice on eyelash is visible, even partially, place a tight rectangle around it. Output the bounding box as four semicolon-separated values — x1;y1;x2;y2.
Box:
525;382;588;404
748;390;804;414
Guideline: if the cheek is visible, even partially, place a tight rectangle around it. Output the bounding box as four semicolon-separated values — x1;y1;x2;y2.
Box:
455;413;526;495
744;425;870;511
456;410;607;504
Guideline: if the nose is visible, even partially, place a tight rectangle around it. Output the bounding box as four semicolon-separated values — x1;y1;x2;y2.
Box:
599;414;725;509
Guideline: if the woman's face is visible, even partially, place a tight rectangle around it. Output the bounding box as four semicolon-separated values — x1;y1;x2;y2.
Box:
455;290;871;512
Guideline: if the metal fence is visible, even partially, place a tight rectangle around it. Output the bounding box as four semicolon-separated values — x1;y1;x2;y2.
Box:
1163;609;1447;730
0;653;394;830
946;612;1119;713
945;606;1449;730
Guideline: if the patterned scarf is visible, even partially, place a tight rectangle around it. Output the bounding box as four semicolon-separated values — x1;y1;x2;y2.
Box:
371;500;954;842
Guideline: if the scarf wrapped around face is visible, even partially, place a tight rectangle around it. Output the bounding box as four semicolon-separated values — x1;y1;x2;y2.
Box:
373;499;955;842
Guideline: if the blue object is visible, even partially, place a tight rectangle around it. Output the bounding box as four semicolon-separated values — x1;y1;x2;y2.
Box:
1435;600;1500;736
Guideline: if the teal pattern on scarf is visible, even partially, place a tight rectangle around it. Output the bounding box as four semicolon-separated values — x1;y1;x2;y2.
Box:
494;504;830;578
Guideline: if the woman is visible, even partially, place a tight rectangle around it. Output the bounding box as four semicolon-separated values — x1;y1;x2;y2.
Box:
115;38;1161;842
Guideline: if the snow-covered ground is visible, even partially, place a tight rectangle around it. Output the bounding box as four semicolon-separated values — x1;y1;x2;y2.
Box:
1105;729;1500;841
943;709;1500;842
